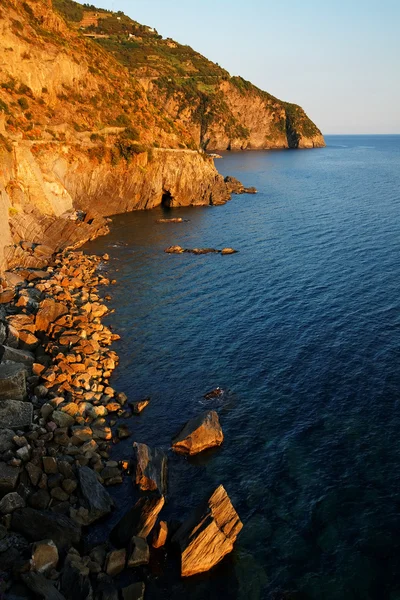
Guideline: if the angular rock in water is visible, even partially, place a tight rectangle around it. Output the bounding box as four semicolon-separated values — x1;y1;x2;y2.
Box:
221;248;238;255
110;495;165;548
0;462;20;493
35;298;68;333
0;362;27;400
0;492;25;514
156;218;185;223
191;248;219;255
204;387;224;400
22;572;66;600
164;245;185;254
0;345;35;367
122;582;145;600
78;466;114;524
152;520;168;549
172;484;243;577
172;410;223;455
127;536;149;568
131;397;150;414
0;399;33;428
224;176;257;195
11;508;81;550
31;539;59;574
132;442;167;495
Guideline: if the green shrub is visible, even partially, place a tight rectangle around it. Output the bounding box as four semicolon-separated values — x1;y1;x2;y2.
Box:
53;0;84;22
18;97;29;110
111;113;132;127
0;99;9;114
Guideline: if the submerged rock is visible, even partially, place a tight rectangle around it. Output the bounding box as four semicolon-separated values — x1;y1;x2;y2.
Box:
172;410;224;455
156;218;187;223
132;442;167;495
172;484;243;577
110;495;165;548
204;387;224;400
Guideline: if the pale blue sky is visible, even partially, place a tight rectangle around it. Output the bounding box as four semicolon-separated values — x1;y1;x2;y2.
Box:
91;0;400;134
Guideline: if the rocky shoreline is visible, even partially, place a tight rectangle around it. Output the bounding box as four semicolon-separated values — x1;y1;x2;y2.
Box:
0;246;242;599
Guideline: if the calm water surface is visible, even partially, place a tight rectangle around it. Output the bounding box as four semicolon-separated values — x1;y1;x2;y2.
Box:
85;135;400;599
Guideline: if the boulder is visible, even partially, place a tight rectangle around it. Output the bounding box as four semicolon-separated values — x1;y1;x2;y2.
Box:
60;552;93;600
31;539;59;574
77;466;114;524
0;345;35;367
22;572;66;600
221;248;238;255
105;548;126;577
164;246;184;254
152;520;168;549
132;442;167;495
11;508;81;550
0;492;25;514
131;397;150;414
35;298;68;333
127;536;149;568
110;495;165;548
172;484;243;577
122;582;145;600
172;410;223;455
0;362;26;400
0;462;20;493
0;399;33;428
0;428;16;453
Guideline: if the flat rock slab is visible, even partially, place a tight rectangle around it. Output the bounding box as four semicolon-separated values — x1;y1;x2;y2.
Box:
172;410;223;455
165;246;237;255
133;442;167;495
0;362;26;401
172;484;243;577
0;462;20;493
22;572;66;600
11;508;81;550
0;345;35;367
110;495;165;548
0;399;33;428
78;466;114;524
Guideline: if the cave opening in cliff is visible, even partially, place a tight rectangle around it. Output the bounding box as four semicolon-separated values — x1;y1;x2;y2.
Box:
161;190;173;208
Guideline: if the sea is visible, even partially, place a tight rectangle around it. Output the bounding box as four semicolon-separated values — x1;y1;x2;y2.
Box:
84;135;400;600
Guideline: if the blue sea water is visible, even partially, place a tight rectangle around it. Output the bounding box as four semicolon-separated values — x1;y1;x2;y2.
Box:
85;135;400;599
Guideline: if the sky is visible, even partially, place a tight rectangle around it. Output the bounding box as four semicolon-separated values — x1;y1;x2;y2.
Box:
91;0;400;134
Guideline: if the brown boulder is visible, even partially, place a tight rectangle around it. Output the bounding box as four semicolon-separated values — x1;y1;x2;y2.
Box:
172;485;243;577
110;495;165;548
36;299;68;333
172;410;223;455
132;442;167;495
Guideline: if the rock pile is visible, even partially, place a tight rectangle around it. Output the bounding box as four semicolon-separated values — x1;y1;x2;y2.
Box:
224;176;257;195
0;248;243;597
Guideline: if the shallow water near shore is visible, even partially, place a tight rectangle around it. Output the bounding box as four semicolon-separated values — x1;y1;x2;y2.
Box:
84;135;400;599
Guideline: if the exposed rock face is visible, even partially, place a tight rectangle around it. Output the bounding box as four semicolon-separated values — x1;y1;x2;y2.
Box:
172;410;224;455
172;485;243;577
132;442;167;495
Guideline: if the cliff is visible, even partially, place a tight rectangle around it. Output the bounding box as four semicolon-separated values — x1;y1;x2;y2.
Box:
0;0;325;278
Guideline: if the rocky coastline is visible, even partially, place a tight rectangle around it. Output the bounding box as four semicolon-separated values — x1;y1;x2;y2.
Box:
0;238;242;597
